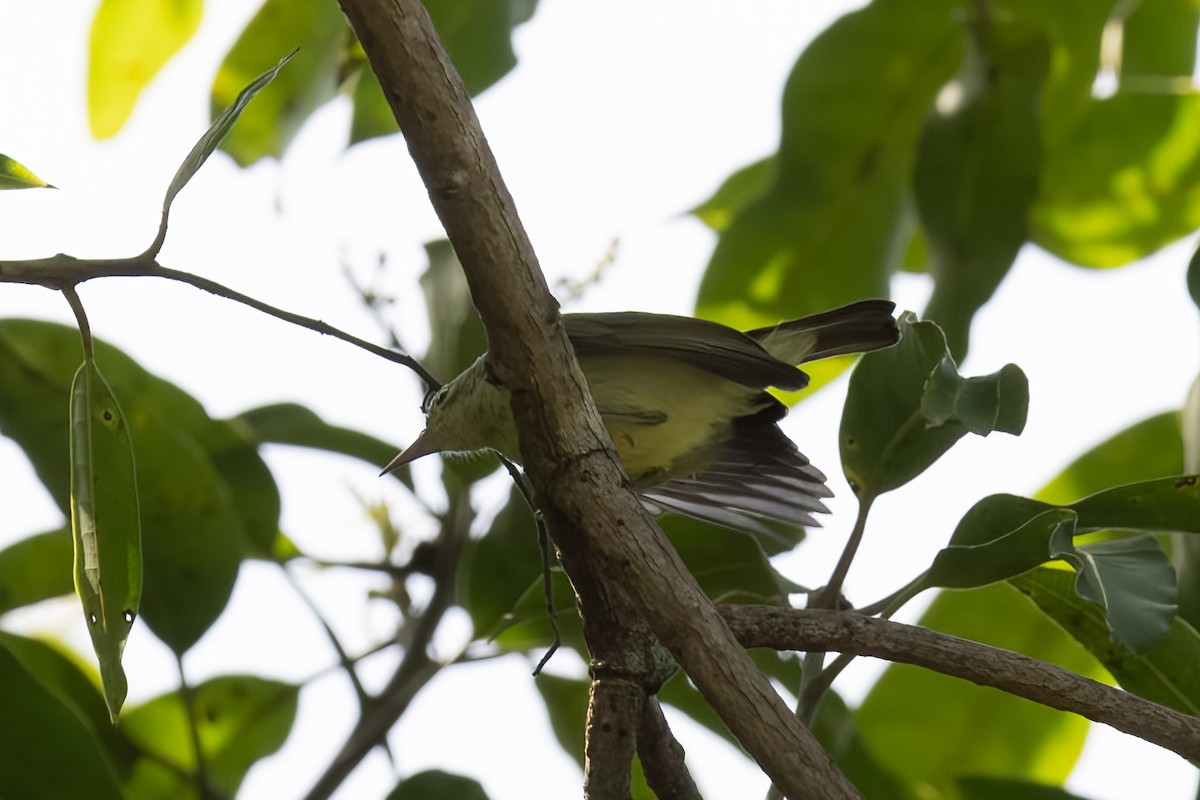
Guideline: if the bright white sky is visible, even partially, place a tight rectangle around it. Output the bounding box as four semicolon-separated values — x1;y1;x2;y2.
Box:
2;2;1198;799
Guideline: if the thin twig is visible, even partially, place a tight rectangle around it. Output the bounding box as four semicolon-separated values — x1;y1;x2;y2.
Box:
60;285;94;360
175;654;218;800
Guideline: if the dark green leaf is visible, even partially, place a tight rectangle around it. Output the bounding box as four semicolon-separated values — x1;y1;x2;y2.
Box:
0;638;123;800
1189;244;1200;311
840;314;1027;497
1032;92;1200;266
957;775;1092;800
0;527;72;613
386;769;490;800
534;673;589;769
460;488;543;639
1013;567;1200;715
1069;474;1200;533
916;20;1047;358
211;0;341;166
121;676;298;797
234;402;404;476
1120;0;1199;84
69;358;142;721
696;0;960;333
87;0;203;138
420;239;488;388
659;515;803;603
0;153;55;190
857;582;1095;791
811;692;917;800
422;0;538;97
349;63;398;144
927;505;1077;589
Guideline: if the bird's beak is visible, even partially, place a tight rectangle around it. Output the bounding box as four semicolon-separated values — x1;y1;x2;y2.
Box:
380;427;446;475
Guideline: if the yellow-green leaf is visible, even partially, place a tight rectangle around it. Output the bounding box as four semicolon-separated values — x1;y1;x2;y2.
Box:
88;0;204;138
69;359;143;723
0;153;54;190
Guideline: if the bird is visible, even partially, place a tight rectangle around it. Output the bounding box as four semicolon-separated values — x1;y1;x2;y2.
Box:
382;299;899;535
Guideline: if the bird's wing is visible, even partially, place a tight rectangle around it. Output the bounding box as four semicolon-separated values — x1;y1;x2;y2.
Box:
565;312;807;390
746;299;899;365
639;418;831;536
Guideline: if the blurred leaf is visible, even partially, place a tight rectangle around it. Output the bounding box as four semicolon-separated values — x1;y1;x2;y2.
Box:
0;637;123;800
1050;533;1177;653
0;527;72;613
423;0;538;96
857;582;1096;792
812;692;917;800
460;488;542;639
1189;243;1200;310
0;153;55;189
121;676;298;798
1032;92;1200;267
840;314;1028;498
87;0;203;138
0;631;137;770
234;402;403;475
1181;378;1200;625
490;570;582;654
659;515;803;603
696;0;960;333
534;673;589;769
689;156;776;232
1013;567;1200;715
1120;0;1200;84
349;64;398;144
1037;412;1183;505
957;775;1092;800
212;0;341;166
916;19;1047;358
69;358;143;722
386;769;490;800
0;320;260;653
208;442;282;558
420;238;488;387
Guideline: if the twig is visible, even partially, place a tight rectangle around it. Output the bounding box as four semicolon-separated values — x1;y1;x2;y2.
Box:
176;654;219;800
637;698;701;800
61;285;94;360
724;606;1200;763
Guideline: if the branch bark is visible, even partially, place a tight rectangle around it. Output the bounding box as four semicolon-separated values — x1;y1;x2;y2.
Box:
335;1;859;797
723;606;1200;762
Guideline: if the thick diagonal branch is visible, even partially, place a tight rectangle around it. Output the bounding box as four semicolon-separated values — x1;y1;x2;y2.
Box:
335;1;859;797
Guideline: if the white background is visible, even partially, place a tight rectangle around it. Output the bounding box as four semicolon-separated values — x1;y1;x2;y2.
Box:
1;1;1198;798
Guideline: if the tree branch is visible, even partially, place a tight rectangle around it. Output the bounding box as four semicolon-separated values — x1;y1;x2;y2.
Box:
334;1;860;797
723;606;1200;763
638;698;702;800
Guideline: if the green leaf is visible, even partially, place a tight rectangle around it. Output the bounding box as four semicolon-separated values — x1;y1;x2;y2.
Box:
69;358;143;722
420;239;488;387
152;49;296;253
386;769;491;800
87;0;203;138
0;527;73;613
916;19;1048;358
857;582;1096;792
423;0;538;96
1050;534;1177;653
1013;567;1200;715
1036;412;1183;505
839;314;1028;497
211;0;343;166
811;692;917;800
460;488;543;640
1032;92;1200;267
696;0;960;332
927;504;1077;590
1069;473;1200;533
689;157;776;232
0;153;55;189
658;515;803;603
957;775;1092;800
1120;0;1200;85
534;673;589;769
121;676;298;798
0;637;123;800
348;62;398;145
233;402;405;478
0;631;138;771
0;320;259;652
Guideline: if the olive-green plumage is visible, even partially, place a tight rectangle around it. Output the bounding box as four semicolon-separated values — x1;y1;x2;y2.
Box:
383;299;899;533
